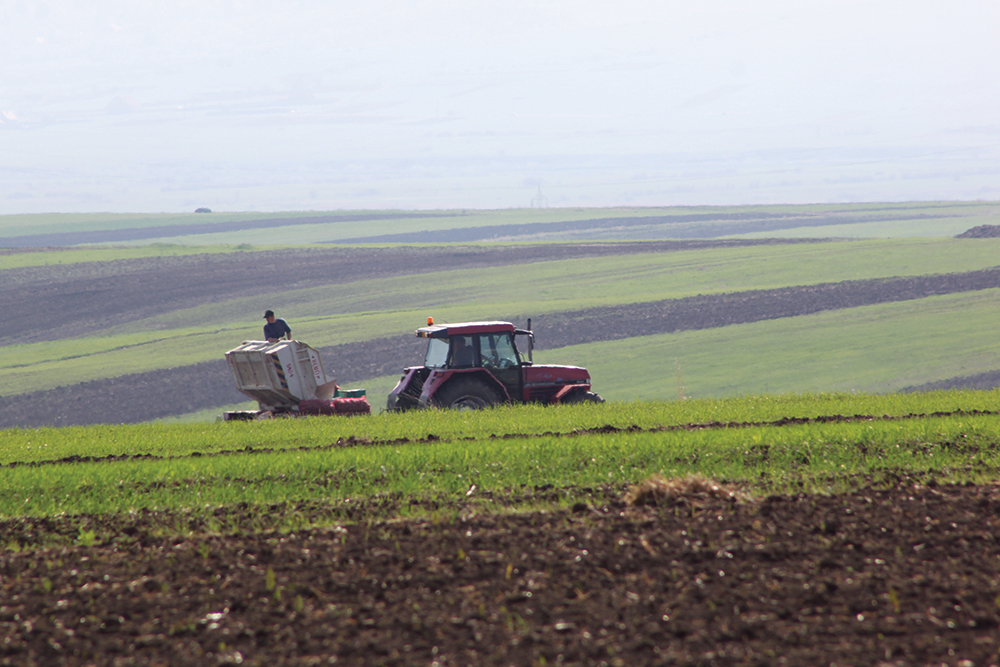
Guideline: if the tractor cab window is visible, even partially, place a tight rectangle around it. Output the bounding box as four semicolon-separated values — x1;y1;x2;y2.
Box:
424;338;450;368
448;335;477;368
478;332;520;370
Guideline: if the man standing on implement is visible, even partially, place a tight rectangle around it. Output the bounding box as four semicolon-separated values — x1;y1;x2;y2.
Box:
263;310;292;342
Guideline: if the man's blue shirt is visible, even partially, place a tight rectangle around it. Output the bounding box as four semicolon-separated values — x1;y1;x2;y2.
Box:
264;318;292;340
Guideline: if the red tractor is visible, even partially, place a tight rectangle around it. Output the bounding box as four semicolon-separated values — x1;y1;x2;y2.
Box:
387;319;603;411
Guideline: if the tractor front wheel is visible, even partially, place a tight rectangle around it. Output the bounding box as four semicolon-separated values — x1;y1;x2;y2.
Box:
562;390;604;405
434;378;504;410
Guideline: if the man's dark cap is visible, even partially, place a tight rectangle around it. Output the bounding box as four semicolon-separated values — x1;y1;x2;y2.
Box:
263;310;274;319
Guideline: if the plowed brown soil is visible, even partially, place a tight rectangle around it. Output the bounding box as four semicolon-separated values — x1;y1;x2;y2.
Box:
3;479;999;666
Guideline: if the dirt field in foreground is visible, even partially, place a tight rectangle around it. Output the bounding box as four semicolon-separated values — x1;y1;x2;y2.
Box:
2;479;999;666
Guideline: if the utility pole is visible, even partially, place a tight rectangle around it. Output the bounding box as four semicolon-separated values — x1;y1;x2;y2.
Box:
530;185;548;208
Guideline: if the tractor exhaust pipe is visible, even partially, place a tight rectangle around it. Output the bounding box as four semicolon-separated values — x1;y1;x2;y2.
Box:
526;318;534;364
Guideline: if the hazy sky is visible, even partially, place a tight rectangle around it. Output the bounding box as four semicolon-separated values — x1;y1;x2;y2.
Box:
2;1;998;213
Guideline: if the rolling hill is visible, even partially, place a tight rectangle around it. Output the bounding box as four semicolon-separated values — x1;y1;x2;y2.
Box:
3;201;1000;428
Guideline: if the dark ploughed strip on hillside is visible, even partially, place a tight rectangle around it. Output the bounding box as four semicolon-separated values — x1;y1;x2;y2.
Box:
901;369;1000;393
0;213;458;248
956;224;1000;238
0;240;828;345
335;210;974;243
529;268;1000;347
4;267;1000;428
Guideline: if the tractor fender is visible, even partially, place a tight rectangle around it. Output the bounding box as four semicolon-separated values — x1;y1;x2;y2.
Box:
551;384;578;403
388;366;423;398
552;385;596;404
386;366;429;412
418;369;511;408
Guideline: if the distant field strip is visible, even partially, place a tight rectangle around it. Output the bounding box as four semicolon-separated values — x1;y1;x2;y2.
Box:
0;213;460;248
336;207;985;243
0;208;669;240
565;290;1000;400
337;211;805;243
5;236;1000;428
4;275;1000;427
0;244;259;270
4;237;980;375
533;267;1000;348
0;211;344;236
4;202;995;248
7;238;999;347
4;240;832;344
736;213;1000;240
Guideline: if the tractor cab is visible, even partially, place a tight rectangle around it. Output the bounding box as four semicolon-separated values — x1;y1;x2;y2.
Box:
419;321;531;400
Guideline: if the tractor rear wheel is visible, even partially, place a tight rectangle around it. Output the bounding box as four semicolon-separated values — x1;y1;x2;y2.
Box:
434;378;504;410
563;390;604;405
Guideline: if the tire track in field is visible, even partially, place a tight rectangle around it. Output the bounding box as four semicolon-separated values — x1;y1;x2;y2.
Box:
3;409;994;470
4;266;1000;428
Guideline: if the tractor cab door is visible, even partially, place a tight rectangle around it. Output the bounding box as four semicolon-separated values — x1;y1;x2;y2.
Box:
477;331;523;400
447;335;477;368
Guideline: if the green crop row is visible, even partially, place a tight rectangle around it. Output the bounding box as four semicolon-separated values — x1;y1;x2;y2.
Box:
1;406;999;519
3;390;998;467
3;391;1000;521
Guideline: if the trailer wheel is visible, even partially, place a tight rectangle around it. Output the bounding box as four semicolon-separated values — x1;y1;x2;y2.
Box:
434;378;504;410
563;390;604;405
